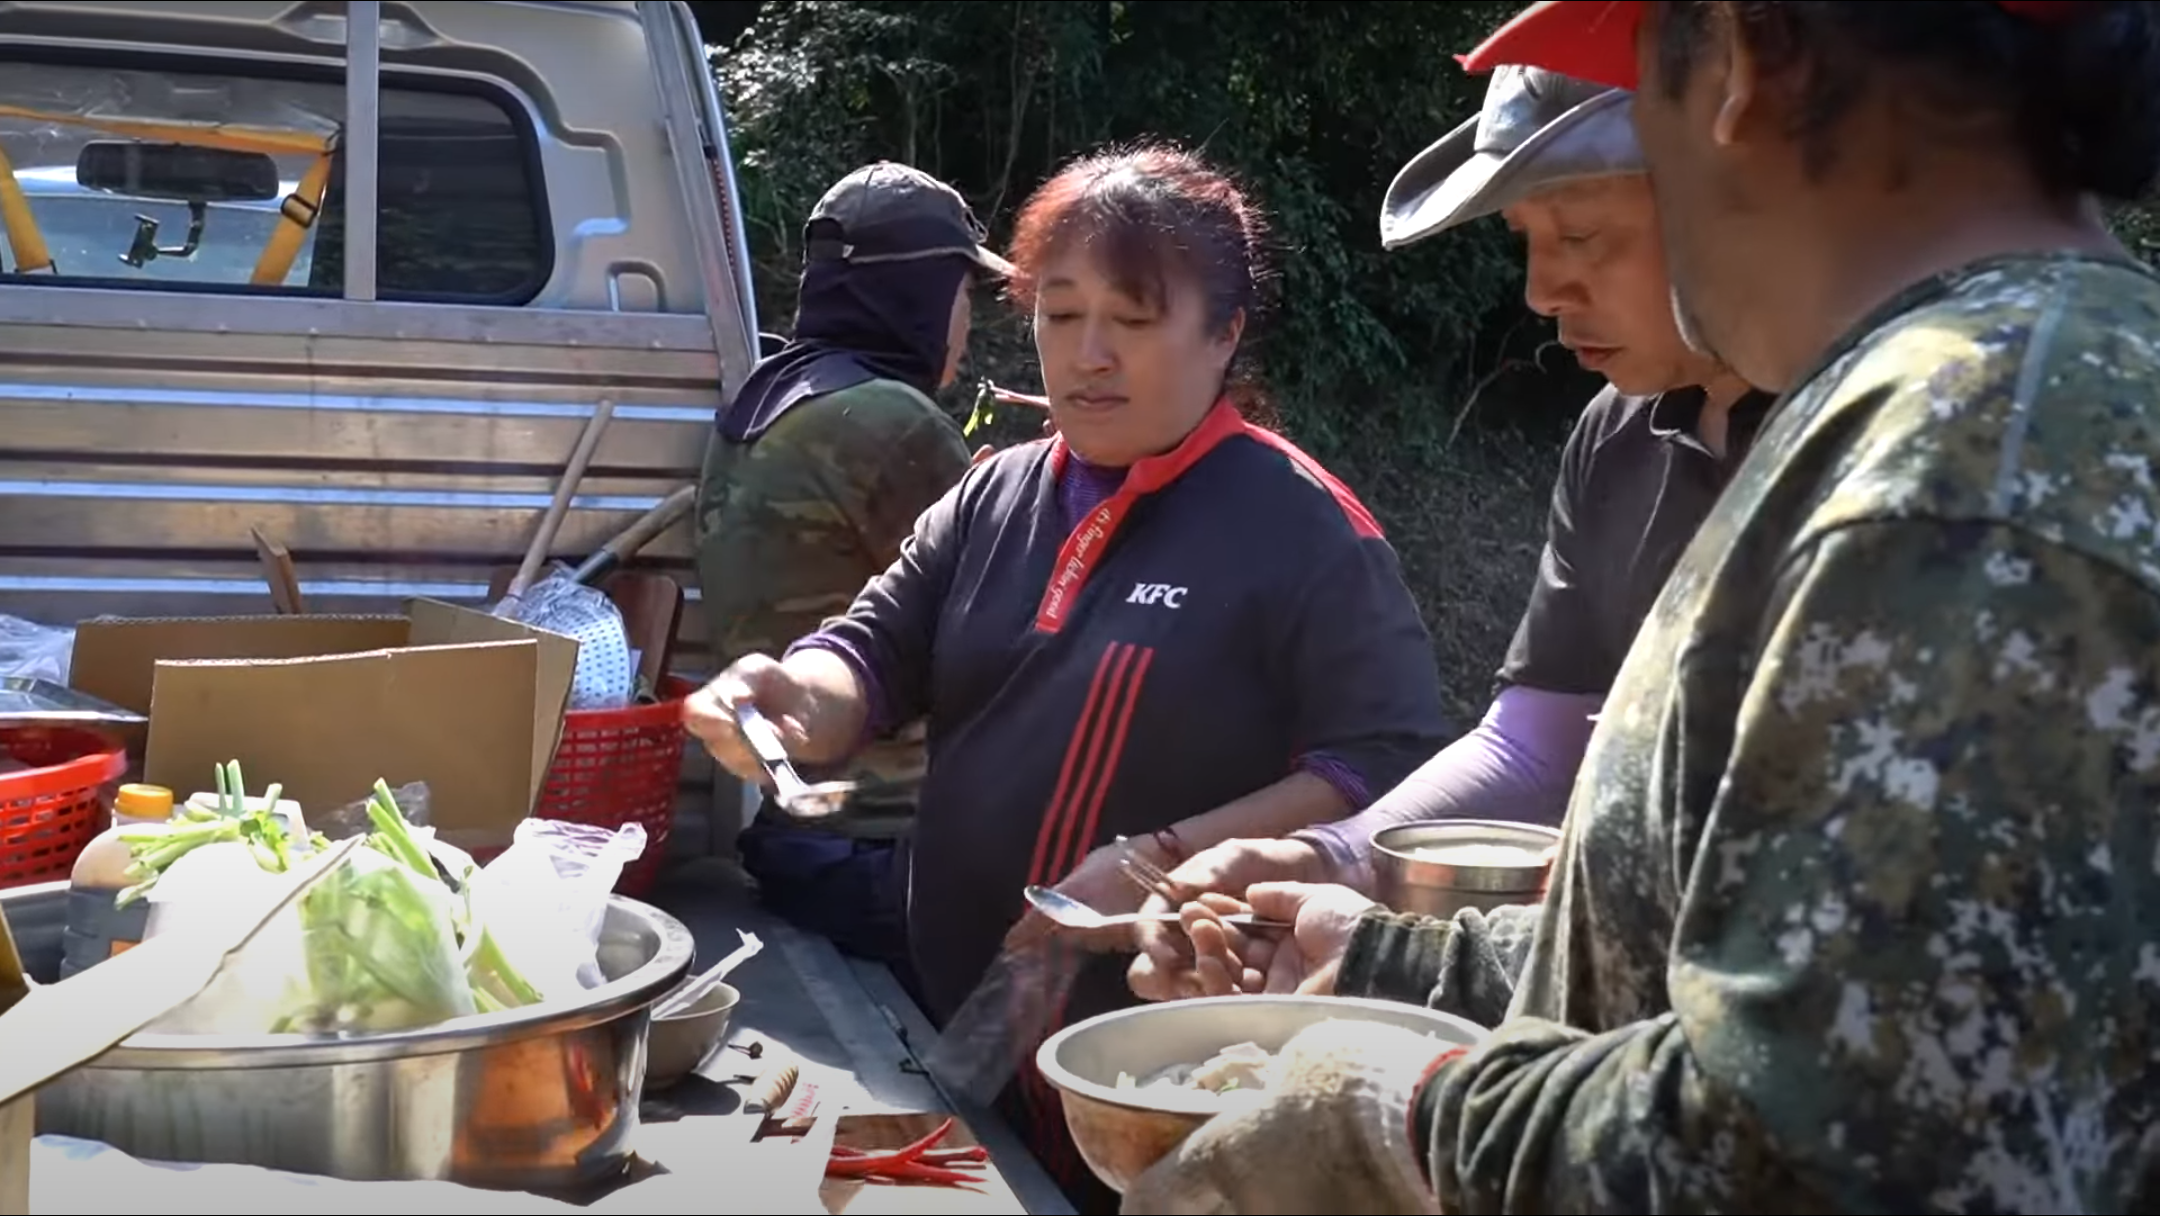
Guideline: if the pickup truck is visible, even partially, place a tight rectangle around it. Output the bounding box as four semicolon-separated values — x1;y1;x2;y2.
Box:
0;3;1066;1211
0;0;753;645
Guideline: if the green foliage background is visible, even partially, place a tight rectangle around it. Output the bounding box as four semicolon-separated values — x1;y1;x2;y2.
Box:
703;1;2160;721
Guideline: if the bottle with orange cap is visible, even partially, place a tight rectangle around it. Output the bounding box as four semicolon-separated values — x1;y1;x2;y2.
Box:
60;783;178;978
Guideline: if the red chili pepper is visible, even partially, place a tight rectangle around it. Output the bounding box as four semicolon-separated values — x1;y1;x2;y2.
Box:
831;1144;987;1166
825;1157;980;1183
870;1117;954;1163
825;1117;982;1182
824;1158;881;1179
875;1159;983;1186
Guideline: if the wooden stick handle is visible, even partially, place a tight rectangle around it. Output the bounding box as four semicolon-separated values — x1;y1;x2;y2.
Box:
570;483;695;584
510;399;616;598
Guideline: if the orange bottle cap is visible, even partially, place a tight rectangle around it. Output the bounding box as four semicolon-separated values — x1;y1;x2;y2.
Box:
113;783;175;821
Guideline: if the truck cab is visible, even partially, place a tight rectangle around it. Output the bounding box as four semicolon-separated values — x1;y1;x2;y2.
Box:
0;0;755;648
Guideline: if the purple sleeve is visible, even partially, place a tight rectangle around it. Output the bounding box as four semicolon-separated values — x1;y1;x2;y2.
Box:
1293;685;1601;876
1296;752;1372;810
785;633;896;743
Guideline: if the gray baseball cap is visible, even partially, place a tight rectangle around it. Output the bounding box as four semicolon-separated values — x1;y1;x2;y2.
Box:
805;161;1015;277
1380;65;1642;251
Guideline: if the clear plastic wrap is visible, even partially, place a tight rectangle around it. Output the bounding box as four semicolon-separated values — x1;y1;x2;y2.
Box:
920;937;1088;1105
287;841;476;1033
32;1135;592;1213
316;780;431;841
468;819;647;1002
502;571;634;710
142;837;476;1036
139;841;309;1034
0;612;73;683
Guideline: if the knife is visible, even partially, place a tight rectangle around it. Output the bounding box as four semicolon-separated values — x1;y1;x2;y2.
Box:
734;1047;801;1144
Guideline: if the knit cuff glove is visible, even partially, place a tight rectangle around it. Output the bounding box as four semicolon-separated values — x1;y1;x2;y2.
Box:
1119;1017;1459;1215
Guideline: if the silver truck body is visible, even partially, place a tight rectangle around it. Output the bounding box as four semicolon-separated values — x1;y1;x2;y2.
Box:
0;0;754;677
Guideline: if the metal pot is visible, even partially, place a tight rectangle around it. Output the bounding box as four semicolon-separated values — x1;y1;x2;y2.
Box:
1369;819;1563;919
1;880;695;1190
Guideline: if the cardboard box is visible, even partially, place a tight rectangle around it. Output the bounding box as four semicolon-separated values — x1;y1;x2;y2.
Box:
0;915;26;1216
0;840;363;1215
68;602;577;853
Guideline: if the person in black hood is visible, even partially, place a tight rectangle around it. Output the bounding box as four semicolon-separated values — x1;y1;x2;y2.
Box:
694;162;1010;981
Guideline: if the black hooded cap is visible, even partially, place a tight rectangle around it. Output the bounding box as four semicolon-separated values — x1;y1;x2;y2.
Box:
716;162;1009;443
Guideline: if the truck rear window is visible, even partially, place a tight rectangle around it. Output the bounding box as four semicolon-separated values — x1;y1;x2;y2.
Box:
0;58;549;304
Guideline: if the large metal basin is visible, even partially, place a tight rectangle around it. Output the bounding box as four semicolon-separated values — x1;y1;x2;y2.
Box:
1;880;695;1189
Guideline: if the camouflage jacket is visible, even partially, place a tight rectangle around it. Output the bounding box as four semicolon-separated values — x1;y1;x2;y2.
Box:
695;377;971;807
1341;255;2160;1212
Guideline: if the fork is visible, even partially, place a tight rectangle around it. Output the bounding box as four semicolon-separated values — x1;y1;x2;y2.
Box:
1113;835;1182;904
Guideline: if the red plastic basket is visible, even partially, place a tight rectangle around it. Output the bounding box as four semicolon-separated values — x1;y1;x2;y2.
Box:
0;725;129;890
527;677;695;897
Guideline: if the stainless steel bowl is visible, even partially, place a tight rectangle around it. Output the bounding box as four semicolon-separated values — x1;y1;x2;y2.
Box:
3;881;694;1190
643;981;739;1091
1035;995;1486;1193
1370;819;1562;919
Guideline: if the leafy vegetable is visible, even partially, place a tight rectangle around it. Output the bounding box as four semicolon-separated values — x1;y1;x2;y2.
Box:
115;759;325;908
124;763;545;1036
284;838;474;1033
363;780;542;1013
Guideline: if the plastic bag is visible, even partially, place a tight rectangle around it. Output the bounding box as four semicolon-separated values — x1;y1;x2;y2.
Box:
0;612;73;683
921;936;1088;1105
316;780;431;841
140;841;312;1035
144;837;476;1035
506;571;635;710
293;842;475;1032
469;819;646;1001
32;1135;593;1214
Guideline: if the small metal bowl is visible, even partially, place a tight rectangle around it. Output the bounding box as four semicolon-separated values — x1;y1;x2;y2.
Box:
644;981;741;1091
1370;819;1562;919
1036;995;1486;1193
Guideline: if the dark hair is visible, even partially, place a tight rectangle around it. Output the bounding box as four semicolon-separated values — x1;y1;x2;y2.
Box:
1006;142;1279;419
1653;1;2160;201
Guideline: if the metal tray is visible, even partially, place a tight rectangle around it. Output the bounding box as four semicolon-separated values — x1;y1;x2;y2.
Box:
0;677;146;726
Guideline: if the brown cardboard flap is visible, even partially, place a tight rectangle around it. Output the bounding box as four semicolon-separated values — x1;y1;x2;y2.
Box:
405;599;578;804
144;641;539;840
70;616;413;716
1;1093;25;1216
68;605;576;851
0;916;23;1016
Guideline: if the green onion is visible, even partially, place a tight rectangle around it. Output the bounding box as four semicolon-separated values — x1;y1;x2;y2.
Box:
117;760;549;1030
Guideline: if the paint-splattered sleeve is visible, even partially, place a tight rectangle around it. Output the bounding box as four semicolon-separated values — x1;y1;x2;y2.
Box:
803;476;966;735
1419;518;2160;1212
854;400;973;567
1337;903;1541;1028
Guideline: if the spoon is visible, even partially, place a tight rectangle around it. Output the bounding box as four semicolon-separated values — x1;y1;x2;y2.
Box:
1023;885;1289;931
733;704;858;818
654;929;763;1020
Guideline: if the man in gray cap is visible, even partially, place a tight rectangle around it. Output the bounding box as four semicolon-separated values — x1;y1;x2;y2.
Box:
1130;66;1772;1004
696;161;1006;992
